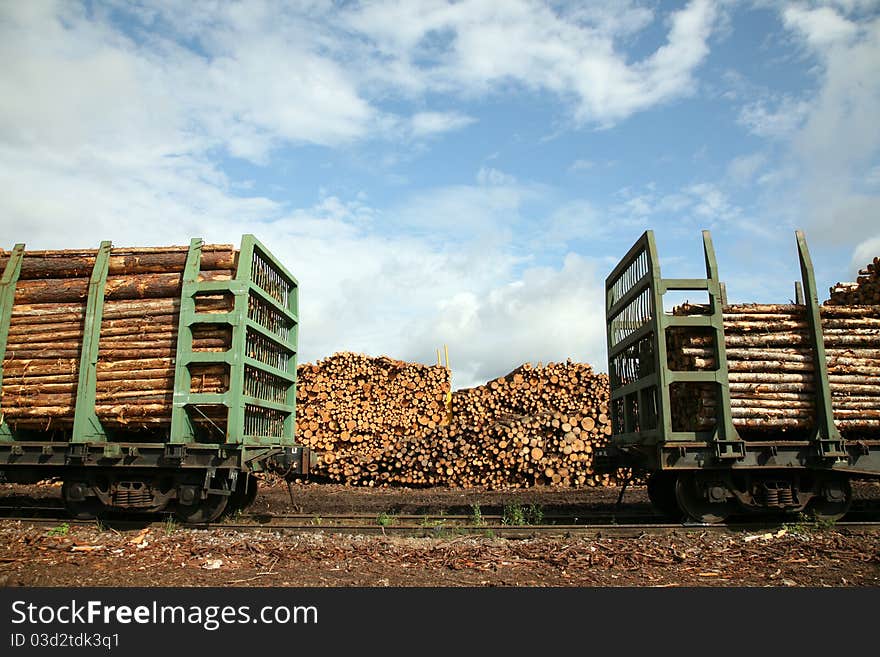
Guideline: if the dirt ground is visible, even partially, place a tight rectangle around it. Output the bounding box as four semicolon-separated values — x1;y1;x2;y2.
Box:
1;479;878;587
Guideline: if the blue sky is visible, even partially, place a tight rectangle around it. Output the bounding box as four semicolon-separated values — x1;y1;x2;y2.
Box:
1;0;879;388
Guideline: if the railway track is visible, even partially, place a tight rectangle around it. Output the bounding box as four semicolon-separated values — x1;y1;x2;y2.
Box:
2;506;879;538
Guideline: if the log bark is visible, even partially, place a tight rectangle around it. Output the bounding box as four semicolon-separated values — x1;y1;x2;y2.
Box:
14;271;231;304
668;300;880;435
0;248;235;280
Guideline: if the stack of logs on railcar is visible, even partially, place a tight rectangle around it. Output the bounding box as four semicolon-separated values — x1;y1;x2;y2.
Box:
296;354;621;488
667;287;880;436
827;257;880;306
0;245;237;431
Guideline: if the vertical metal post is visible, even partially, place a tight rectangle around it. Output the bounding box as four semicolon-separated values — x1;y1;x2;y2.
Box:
795;231;845;459
71;241;112;443
231;236;257;445
283;251;299;444
645;232;671;439
0;244;25;441
701;231;742;457
170;239;203;444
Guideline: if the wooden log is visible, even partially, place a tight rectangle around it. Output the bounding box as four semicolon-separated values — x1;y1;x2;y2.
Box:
13;271;232;304
0;248;235;280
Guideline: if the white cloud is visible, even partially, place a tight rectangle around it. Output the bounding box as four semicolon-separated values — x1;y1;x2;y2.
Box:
783;5;859;47
404;253;608;388
409;111;476;137
344;0;719;126
609;182;743;229
727;152;768;185
738;96;811;139
0;1;721;174
852;235;880;276
683;183;740;222
476;166;517;187
774;3;880;247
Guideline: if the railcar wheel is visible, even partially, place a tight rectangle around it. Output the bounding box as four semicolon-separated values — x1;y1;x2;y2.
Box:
675;472;733;524
175;494;228;524
62;480;103;520
810;475;852;522
646;472;680;519
227;474;258;514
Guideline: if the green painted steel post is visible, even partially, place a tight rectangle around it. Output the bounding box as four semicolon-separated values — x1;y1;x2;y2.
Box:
230;236;256;446
71;241;112;443
604;248;618;434
284;267;298;445
0;244;25;441
701;231;741;457
645;232;672;441
170;238;204;444
795;230;845;459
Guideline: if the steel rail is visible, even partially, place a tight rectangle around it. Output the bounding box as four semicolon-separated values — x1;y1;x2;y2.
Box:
3;515;880;539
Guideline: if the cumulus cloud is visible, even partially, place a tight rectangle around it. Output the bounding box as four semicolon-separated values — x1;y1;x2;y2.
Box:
852;235;880;275
409;111;476;137
403;253;608;388
783;4;859;47
774;3;880;248
610;182;743;230
343;0;718;126
738;96;811;139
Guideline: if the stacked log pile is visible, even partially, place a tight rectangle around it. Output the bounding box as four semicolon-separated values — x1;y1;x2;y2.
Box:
0;246;236;430
667;303;880;435
296;356;621;489
295;353;451;485
828;257;880;305
438;362;616;488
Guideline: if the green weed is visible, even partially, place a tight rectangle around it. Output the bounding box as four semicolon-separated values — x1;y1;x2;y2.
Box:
47;523;70;537
785;511;837;536
525;504;544;525
376;512;395;527
502;503;525;525
502;503;544;525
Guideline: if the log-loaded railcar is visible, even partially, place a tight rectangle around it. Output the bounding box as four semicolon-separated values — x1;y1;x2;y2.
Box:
597;230;880;522
0;235;311;521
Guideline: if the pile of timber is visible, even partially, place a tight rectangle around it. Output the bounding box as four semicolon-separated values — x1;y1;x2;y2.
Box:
295;353;451;485
827;257;880;306
0;245;237;430
296;355;623;489
437;361;619;488
667;303;880;435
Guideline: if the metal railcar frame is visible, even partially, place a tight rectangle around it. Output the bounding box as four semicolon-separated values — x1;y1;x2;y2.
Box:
600;230;880;521
0;235;311;520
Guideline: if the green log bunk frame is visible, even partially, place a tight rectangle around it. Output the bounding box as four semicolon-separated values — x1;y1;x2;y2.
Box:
602;229;880;476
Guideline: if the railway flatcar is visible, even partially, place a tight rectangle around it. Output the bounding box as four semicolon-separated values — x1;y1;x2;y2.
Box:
0;235;312;522
597;230;880;522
